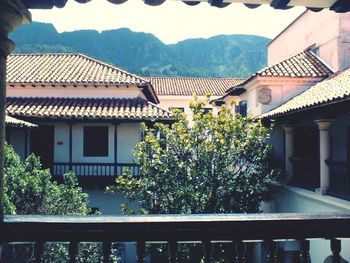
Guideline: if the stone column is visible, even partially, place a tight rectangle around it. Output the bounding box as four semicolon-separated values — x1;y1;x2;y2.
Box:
0;0;31;219
283;126;294;182
315;119;333;195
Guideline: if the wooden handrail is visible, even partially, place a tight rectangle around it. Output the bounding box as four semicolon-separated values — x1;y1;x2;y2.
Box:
1;213;350;242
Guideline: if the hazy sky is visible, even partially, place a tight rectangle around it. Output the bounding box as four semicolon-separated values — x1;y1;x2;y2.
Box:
31;0;305;44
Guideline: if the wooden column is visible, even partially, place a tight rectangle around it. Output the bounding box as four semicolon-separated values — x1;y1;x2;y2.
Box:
0;0;31;219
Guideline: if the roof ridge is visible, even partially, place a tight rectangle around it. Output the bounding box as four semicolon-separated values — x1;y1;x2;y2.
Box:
227;48;333;94
9;52;150;83
147;76;246;80
7;96;148;101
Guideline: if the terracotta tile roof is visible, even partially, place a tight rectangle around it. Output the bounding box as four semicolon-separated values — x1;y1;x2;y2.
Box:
261;67;350;118
7;53;159;104
227;49;333;94
147;77;246;96
5;115;37;128
6;97;172;121
7;53;149;85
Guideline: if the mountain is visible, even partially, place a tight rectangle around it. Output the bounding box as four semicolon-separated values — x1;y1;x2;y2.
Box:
10;22;270;78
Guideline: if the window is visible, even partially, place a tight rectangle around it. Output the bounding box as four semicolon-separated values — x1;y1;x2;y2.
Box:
169;107;185;113
310;44;320;56
237;100;247;117
83;126;109;157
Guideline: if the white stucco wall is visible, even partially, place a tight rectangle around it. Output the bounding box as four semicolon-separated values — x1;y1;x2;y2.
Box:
117;122;141;163
268;10;350;72
272;186;350;262
7;85;146;100
85;189;140;263
51;122;141;164
7;128;27;160
72;123;115;163
158;95;220;120
234;78;320;117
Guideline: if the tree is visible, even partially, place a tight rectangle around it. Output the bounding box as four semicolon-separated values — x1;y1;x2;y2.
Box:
110;101;276;214
112;99;277;215
110;99;278;262
2;143;119;263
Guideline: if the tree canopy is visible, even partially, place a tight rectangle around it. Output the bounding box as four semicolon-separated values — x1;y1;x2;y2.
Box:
2;143;119;263
111;99;278;214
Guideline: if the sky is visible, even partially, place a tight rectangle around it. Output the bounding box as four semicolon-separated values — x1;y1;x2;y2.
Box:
30;0;306;44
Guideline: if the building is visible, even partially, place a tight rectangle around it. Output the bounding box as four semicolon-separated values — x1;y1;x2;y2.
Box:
2;1;350;263
213;9;350;262
148;76;245;119
220;48;333;117
268;9;350;72
5;53;172;216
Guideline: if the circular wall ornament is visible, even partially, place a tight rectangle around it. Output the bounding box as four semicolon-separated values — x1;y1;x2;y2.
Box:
258;87;272;105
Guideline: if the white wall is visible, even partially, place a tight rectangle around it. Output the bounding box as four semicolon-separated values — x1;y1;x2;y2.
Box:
51;122;141;164
272;186;350;262
72;123;115;163
7;128;26;160
158;95;220;121
85;189;140;263
117;123;141;163
7;84;146;100
233;78;320;117
54;123;70;163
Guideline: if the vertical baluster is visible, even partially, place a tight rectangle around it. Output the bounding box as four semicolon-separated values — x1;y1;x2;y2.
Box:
32;241;44;263
266;240;277;263
69;240;78;263
103;241;112;263
168;240;177;263
330;238;341;263
137;240;145;263
299;239;310;263
235;241;246;263
203;240;213;263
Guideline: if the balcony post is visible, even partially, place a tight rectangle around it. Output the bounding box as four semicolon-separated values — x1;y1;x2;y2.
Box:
282;126;294;182
315;119;333;195
0;0;31;221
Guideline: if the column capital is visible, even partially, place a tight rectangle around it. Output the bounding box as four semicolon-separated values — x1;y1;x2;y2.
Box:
315;119;333;130
0;0;31;57
282;125;295;134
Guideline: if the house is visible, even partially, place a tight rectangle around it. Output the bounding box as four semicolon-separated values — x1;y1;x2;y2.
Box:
148;76;245;119
213;9;350;262
5;53;172;216
268;9;350;72
2;1;350;263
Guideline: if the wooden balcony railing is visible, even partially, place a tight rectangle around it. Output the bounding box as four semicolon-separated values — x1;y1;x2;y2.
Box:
53;162;140;177
1;213;350;263
290;157;320;190
326;160;350;199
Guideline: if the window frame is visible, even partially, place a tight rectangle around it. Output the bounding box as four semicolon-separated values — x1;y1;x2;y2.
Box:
83;126;109;157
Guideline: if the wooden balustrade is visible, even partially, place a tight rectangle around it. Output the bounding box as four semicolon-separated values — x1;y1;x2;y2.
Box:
53;162;140;177
290;157;320;189
326;160;350;198
1;213;350;262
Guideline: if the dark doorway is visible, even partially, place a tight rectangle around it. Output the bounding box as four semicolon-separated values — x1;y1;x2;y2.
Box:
30;126;54;170
292;126;319;189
